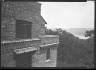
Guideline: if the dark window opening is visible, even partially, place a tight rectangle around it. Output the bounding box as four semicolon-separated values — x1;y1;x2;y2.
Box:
46;48;50;60
14;52;32;67
16;20;31;39
14;51;36;67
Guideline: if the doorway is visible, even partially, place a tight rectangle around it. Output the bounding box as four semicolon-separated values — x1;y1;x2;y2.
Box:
14;51;35;67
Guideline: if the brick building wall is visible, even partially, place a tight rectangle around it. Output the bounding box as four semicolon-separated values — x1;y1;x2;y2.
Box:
1;1;59;67
1;1;45;41
32;44;58;67
1;39;59;67
39;35;59;45
1;18;16;41
1;40;41;67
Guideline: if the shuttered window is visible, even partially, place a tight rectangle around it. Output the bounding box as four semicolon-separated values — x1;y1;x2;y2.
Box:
46;48;50;60
15;52;32;67
16;20;31;39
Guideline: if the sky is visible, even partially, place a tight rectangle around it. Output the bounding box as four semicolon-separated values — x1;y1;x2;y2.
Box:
40;1;94;29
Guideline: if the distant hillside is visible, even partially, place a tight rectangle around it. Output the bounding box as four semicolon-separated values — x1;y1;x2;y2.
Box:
47;28;94;39
65;28;94;36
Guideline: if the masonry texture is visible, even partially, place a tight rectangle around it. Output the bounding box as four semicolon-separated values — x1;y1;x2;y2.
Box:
1;2;45;41
1;1;59;67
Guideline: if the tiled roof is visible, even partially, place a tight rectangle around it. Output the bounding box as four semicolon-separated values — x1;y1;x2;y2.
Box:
35;14;47;24
14;47;37;54
1;38;40;44
40;15;47;24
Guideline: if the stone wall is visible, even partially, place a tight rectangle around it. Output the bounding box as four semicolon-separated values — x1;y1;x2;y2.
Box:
1;40;58;67
1;18;16;41
1;2;16;41
1;1;59;67
32;45;58;67
1;40;41;67
39;35;59;45
1;2;45;41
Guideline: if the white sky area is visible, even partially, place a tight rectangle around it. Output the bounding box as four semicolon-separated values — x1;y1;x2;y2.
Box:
39;1;94;29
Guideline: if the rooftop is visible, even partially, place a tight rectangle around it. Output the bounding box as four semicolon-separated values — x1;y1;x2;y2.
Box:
39;35;59;38
14;46;37;54
1;38;40;44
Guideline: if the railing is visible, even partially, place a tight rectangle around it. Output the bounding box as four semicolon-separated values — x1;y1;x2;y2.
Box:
39;35;59;45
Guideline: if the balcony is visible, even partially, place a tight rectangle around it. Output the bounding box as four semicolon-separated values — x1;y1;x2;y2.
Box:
39;35;59;45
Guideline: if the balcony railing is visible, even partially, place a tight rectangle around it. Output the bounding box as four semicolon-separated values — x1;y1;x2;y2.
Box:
39;35;59;45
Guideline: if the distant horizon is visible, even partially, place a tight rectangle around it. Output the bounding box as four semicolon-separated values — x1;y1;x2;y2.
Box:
46;27;94;29
74;35;90;39
45;27;94;39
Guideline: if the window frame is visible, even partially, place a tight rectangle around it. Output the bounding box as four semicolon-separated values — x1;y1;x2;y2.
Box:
16;20;31;39
46;47;51;61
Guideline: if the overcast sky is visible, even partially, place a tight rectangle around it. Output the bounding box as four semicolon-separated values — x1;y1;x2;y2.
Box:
40;1;94;29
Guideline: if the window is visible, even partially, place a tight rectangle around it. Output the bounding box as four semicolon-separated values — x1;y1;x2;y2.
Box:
39;47;45;54
15;52;32;67
16;20;31;39
46;48;50;60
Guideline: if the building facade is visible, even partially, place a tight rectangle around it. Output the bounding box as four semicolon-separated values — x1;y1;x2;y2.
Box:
1;1;59;67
